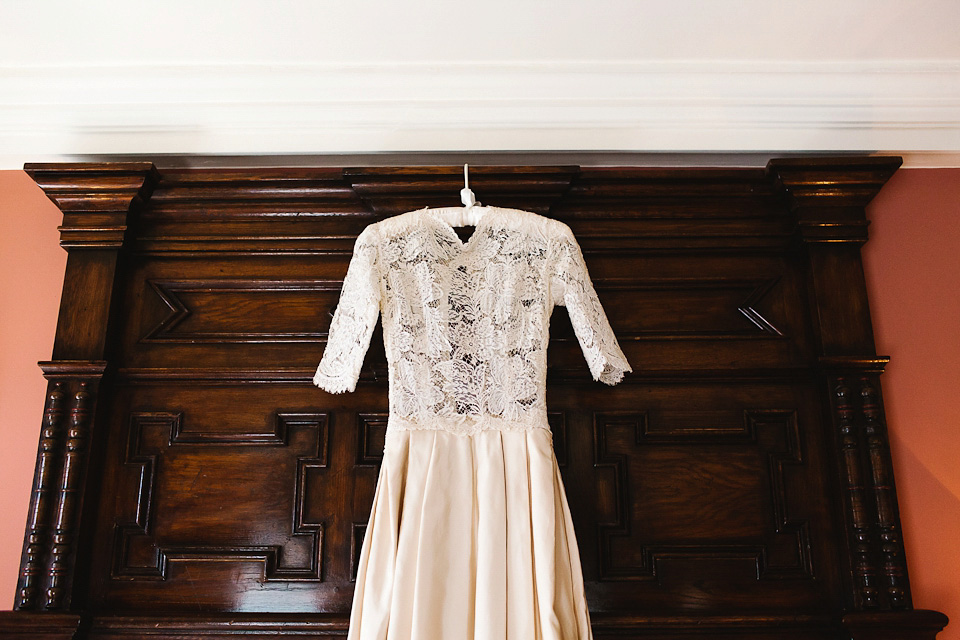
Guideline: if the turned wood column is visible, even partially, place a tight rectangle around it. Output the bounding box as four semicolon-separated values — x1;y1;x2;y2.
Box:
13;164;159;619
768;157;948;640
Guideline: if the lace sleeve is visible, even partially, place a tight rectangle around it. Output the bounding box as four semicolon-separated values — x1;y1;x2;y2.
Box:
314;225;382;393
551;225;633;385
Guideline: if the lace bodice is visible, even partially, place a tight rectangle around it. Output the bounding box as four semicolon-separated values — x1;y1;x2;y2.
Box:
313;206;632;435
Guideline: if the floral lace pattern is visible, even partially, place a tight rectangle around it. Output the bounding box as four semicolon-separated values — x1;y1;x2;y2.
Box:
314;207;632;435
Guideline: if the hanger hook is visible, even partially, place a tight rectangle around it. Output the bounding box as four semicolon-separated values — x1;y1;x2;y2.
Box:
460;163;477;208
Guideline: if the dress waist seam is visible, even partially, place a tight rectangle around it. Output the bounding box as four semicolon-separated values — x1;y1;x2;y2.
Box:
387;414;551;435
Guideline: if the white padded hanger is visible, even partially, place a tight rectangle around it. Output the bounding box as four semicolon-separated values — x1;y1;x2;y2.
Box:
425;164;491;227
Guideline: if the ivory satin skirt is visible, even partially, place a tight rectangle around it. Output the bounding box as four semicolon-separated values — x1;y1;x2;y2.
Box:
347;426;594;640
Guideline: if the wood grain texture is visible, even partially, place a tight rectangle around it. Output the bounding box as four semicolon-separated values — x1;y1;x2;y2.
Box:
2;157;946;639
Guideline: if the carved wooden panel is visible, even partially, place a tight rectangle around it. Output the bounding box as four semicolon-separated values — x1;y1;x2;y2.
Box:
5;159;947;640
142;279;342;344
86;382;384;613
592;408;810;582
113;410;326;581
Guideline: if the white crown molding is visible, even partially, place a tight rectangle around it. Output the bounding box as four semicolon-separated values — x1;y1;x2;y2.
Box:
2;60;959;168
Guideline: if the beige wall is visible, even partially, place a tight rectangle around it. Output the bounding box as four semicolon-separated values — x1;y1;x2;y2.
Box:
3;2;959;167
1;168;957;636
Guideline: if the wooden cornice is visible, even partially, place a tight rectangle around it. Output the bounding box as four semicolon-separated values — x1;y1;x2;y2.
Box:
24;162;161;249
766;156;903;243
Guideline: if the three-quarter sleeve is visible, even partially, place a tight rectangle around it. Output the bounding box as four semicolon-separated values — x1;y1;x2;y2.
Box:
314;225;382;393
551;224;633;385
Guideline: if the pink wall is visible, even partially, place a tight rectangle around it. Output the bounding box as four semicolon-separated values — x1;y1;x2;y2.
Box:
863;168;960;637
0;170;66;607
0;167;956;634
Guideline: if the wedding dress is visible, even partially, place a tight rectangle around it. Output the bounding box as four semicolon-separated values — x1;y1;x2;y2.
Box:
314;206;632;639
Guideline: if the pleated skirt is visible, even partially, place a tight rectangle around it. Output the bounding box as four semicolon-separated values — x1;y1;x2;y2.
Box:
347;426;594;640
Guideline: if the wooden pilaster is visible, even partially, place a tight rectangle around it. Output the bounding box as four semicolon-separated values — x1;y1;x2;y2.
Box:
768;157;947;639
13;164;159;616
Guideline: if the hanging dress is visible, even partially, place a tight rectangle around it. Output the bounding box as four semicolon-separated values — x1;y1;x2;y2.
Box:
314;206;632;640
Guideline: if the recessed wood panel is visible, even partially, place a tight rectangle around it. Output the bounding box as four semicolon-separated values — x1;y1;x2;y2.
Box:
593;410;809;582
142;279;342;343
89;383;386;612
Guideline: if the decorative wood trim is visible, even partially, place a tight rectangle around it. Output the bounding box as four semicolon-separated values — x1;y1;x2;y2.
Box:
38;361;110;379
767;156;903;244
45;379;95;610
589;611;836;633
16;384;67;610
24;163;160;249
820;356;891;374
345;165;580;215
832;377;881;609
15;362;106;612
0;611;82;640
87;613;348;637
76;610;847;637
860;378;909;608
843;609;950;640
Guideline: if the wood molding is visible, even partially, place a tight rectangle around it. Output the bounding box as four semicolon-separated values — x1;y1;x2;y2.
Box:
24;163;160;249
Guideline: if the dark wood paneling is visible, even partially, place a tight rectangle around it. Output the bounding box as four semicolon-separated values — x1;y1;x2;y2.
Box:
3;158;946;640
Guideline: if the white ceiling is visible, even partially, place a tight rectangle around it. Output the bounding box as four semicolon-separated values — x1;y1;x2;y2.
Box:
2;0;959;167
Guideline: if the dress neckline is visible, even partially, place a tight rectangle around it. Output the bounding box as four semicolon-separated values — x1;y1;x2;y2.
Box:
421;206;497;250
